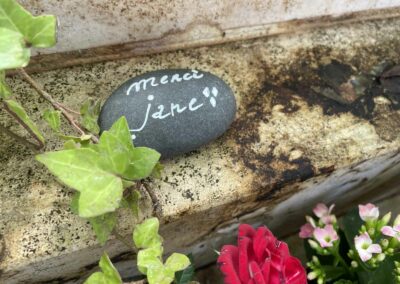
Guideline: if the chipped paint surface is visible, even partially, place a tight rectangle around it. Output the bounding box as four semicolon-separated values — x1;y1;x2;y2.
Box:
2;16;400;283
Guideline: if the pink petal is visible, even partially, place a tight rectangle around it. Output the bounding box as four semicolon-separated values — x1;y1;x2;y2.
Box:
367;244;382;254
299;223;314;239
355;233;372;248
249;261;266;284
313;203;329;218
217;245;241;284
359;250;372;262
238;237;251;283
359;203;379;221
394;225;400;232
381;226;396;237
328;204;335;214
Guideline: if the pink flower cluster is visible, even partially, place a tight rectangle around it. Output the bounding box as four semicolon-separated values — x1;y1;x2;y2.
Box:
299;203;338;248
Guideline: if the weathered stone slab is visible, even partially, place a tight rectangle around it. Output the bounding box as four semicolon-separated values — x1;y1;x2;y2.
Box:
2;16;400;283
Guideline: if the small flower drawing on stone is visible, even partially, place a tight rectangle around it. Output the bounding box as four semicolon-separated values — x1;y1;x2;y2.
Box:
203;87;219;108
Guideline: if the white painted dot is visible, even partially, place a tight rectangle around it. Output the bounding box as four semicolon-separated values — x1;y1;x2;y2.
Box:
147;95;154;101
131;134;136;140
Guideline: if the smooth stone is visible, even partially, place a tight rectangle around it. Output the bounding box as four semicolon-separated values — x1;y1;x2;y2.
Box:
98;69;236;158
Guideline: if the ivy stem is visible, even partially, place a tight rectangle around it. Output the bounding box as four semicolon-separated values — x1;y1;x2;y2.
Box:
2;101;45;148
0;123;40;150
112;229;137;252
17;68;99;143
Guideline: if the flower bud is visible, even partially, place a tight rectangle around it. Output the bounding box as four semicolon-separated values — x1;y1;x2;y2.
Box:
368;227;375;236
308;271;318;280
348;249;355;258
381;212;392;226
318;277;324;284
312;256;320;265
394;214;400;226
309;239;320;250
377;253;386;262
381;239;389;248
306;216;317;228
388;248;395;254
351;261;358;268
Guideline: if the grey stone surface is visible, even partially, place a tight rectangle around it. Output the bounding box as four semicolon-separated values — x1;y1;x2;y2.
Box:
98;69;236;158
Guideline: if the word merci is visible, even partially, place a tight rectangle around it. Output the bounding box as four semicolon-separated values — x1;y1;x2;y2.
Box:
129;86;219;140
126;69;204;96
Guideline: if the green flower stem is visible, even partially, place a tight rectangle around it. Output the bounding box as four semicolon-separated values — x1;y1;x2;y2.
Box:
331;247;354;277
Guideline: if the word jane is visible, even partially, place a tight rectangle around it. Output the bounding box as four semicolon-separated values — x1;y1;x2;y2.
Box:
129;84;219;139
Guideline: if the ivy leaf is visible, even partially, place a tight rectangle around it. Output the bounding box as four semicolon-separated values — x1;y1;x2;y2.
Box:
80;99;101;135
89;212;117;245
63;139;78;150
107;116;134;150
165;253;190;274
0;0;57;48
36;148;123;218
174;254;195;284
0;71;11;99
121;189;141;218
137;246;164;275
151;162;164;179
147;265;175;284
0;28;30;70
43;109;61;132
123;147;161;180
84;253;122;284
96;131;130;175
133;217;162;249
4;99;44;144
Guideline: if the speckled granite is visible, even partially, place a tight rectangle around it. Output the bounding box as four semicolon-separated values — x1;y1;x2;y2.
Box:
2;17;400;283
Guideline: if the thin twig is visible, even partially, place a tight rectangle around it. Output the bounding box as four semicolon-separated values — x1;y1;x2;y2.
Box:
0;123;40;150
3;102;45;148
139;182;162;219
18;68;99;143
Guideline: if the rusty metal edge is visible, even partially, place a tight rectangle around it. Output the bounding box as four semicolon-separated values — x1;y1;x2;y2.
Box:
14;6;400;74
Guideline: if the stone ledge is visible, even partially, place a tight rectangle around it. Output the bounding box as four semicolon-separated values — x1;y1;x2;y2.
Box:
2;16;400;283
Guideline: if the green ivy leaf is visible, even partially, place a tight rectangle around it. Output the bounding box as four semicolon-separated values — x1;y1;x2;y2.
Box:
151;162;164;179
80;99;101;135
89;212;117;245
43;109;61;132
123;147;161;180
36;148;123;218
106;116;133;150
174;254;195;284
0;0;57;48
84;253;122;284
96;131;130;175
0;71;12;99
165;253;190;274
121;189;141;218
5;99;44;144
0;28;30;70
133;217;162;249
147;265;175;284
137;246;164;275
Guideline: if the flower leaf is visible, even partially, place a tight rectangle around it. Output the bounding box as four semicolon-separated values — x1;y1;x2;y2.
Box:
5;99;44;144
88;212;117;245
84;253;122;284
43;109;61;132
133;217;162;249
36;148;123;218
0;28;30;70
0;0;57;48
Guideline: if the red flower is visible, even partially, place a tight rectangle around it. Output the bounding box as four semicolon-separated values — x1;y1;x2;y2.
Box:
218;224;307;284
